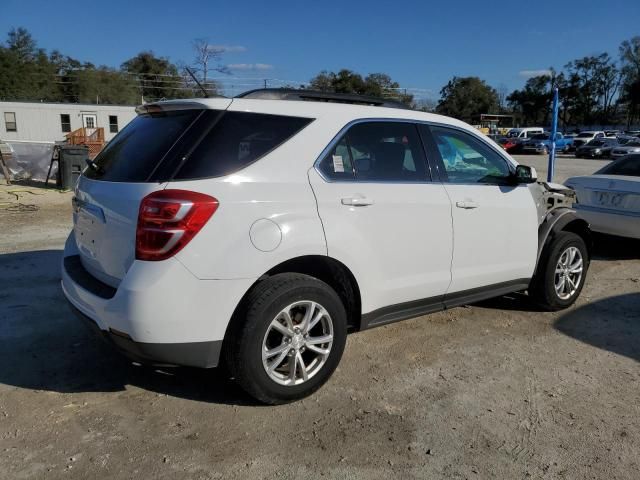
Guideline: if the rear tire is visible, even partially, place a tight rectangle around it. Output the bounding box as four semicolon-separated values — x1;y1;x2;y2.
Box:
225;273;347;404
530;232;589;311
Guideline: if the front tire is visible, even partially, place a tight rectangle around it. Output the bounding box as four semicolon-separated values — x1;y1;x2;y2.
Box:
225;273;347;404
530;232;589;311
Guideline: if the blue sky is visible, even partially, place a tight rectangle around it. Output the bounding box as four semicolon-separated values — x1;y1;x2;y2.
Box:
2;0;639;99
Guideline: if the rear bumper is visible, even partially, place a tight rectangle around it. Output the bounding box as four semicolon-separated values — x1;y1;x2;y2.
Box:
69;302;223;367
61;233;256;368
574;205;640;240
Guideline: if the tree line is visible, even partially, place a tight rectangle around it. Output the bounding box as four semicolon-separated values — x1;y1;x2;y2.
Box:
0;28;229;104
1;27;638;128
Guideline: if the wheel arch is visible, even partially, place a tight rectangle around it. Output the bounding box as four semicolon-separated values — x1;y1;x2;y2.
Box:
222;255;363;349
535;208;592;277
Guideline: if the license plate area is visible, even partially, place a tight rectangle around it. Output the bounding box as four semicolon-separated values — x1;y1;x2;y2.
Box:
74;207;105;260
593;191;625;208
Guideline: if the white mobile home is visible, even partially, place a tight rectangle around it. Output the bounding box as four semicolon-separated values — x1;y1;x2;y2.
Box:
0;101;137;143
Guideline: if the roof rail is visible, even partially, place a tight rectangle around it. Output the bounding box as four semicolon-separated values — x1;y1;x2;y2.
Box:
236;88;411;110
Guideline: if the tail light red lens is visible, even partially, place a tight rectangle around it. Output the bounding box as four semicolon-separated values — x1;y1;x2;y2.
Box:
136;189;219;261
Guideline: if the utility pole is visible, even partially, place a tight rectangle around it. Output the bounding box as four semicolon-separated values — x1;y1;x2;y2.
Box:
264;79;268;89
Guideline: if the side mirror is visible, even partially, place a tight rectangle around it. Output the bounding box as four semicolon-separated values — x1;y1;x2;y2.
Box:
515;165;537;184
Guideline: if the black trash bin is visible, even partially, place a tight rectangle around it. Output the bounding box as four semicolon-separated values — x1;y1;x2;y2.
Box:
58;145;89;189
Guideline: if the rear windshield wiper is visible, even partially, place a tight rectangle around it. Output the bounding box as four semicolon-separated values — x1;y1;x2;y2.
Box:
86;158;104;174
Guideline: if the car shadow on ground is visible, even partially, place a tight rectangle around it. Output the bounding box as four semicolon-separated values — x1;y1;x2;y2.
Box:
0;249;261;406
592;233;640;261
554;293;640;362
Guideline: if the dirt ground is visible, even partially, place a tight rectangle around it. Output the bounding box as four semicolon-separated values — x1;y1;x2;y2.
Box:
1;155;639;479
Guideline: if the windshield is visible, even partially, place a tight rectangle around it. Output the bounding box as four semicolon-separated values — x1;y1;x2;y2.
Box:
588;141;605;147
577;132;595;138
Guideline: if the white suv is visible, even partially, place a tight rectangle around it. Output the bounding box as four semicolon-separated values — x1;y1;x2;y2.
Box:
62;90;592;404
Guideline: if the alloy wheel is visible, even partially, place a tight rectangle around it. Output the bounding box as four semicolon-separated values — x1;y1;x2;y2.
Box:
261;301;334;386
554;246;584;300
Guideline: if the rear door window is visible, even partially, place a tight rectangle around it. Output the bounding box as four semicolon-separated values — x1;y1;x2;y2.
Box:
318;121;429;182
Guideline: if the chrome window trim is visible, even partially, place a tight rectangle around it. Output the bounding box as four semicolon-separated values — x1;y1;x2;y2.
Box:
313;117;517;186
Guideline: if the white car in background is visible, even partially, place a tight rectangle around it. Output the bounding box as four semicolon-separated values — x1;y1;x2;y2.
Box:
571;131;606;150
610;139;640;159
566;155;640;239
61;89;592;404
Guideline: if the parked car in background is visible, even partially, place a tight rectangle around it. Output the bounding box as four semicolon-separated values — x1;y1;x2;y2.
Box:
496;136;519;153
571;131;606;150
566;154;640;239
616;135;639;145
610;139;640;158
521;132;573;154
575;138;619;158
624;130;640;137
506;127;544;139
60;90;592;404
604;130;621;137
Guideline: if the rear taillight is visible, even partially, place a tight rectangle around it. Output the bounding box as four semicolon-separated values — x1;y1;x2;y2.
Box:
136;189;219;261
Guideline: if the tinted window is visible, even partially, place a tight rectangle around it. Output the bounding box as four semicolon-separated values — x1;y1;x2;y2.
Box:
428;126;512;184
85;109;200;182
319;122;428;182
85;109;313;182
596;156;640;176
174;112;312;180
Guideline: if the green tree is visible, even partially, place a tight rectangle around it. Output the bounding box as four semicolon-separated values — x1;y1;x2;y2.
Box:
619;36;640;126
436;77;499;123
74;67;138;104
122;51;190;101
308;69;413;105
563;53;620;125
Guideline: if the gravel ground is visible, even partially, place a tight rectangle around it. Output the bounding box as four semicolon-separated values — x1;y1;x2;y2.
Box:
1;156;639;479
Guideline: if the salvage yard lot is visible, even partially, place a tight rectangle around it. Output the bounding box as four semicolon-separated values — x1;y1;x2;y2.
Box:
1;155;639;479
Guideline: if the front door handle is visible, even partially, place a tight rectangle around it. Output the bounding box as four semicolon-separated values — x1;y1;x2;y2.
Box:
341;196;374;207
456;200;479;209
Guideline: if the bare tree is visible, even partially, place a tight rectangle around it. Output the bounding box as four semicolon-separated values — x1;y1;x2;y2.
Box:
497;83;509;111
191;38;228;93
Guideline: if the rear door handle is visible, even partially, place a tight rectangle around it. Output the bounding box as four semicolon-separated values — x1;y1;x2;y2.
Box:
456;200;479;209
341;196;374;207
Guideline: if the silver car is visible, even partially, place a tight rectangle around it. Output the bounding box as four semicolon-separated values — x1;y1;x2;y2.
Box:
610;139;640;159
565;155;640;239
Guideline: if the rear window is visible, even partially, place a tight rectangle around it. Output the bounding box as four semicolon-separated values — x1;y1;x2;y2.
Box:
596;156;640;176
85;110;200;182
84;109;313;182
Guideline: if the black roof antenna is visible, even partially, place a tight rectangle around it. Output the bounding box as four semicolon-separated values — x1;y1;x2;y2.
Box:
185;67;209;98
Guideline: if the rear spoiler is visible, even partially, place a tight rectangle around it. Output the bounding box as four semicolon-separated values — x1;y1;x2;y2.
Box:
136;98;231;115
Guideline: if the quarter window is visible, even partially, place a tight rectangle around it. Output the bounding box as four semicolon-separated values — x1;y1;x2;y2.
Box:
318;122;429;182
60;114;71;133
427;125;512;184
4;112;16;132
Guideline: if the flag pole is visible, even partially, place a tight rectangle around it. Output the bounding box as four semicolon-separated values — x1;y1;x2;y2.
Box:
547;86;559;182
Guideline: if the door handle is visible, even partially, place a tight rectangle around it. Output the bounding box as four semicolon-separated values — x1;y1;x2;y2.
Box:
341;196;374;207
455;200;479;209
